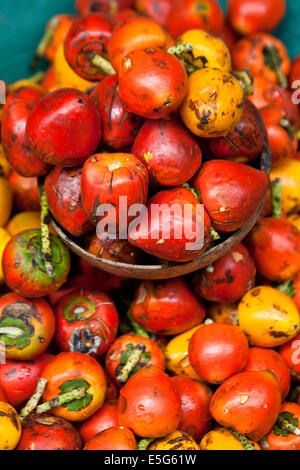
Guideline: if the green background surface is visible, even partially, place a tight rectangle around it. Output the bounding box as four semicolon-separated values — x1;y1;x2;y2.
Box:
0;0;299;82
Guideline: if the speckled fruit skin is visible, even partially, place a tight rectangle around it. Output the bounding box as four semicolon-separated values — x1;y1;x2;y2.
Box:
208;98;265;163
192;243;256;303
54;290;119;358
189;323;250;384
118;48;188;119
193;160;270;233
64;13;116;81
130;278;206;335
262;402;300;450
210;371;282;442
135;0;172;26
91;75;143;151
17;414;82;450
26;88;102;167
78;400;119;443
84;232;145;265
84;426;136;450
132;116;202;187
118;365;181;438
45;166;94;238
2;229;71;298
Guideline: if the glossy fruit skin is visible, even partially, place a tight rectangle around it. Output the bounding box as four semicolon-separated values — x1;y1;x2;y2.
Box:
200;426;261;450
194;160;269;233
5;85;45;107
208;99;265;163
26;88;102;167
192;243;256;303
189;323;249;384
261;402;300;450
81;152;149;226
78;400;119;443
8;172;40;212
135;0;172;26
1;97;50;178
246;218;300;282
270;159;300;215
228;0;286;35
180;68;244;138
232;33;291;86
244;347;290;400
132;116;202;187
45;166;93;238
75;0;134;15
130;278;206;336
84;426;136;450
42;352;107;422
166;0;224;39
108;16;173;72
128;187;212;263
0;353;53;407
171;377;212;441
43;14;76;63
207;302;238;325
64;13;116;81
118;48;188;119
0;293;56;361
238;286;300;348
279;333;300;383
165;326;204;382
105;334;165;386
0;402;21;450
210;371;282;441
54;290;119;358
84;232;145;265
118;365;181;438
260;105;297;165
3;229;71;298
149;430;200;450
17;413;82;450
91;75;143;151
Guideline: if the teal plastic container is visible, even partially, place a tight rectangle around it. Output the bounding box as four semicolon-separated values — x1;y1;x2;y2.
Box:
0;0;299;83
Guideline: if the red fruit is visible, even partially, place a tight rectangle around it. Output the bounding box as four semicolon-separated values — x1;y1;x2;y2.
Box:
130;278;206;335
244;347;290;400
289;54;300;91
115;8;138;23
5;86;44;107
26;88;102;167
75;0;134;15
0;353;53;407
208;99;265;163
118;48;188;119
228;0;286;35
91;75;143;151
132;116;202;186
189;323;249;384
84;231;145;264
210;370;282;441
192;243;256;303
105;372;119;401
171;376;212;441
128;187;212;262
166;0;224;38
118;365;181;438
246;218;300;282
45;166;93;238
8;172;40;212
260;105;297;165
292;272;300;312
17;414;82;450
64;13;116;81
78;400;119;443
193;160;270;233
81;152;149;226
79;259;130;294
0;386;7;402
279;333;300;383
54;290;119;358
105;333;165;386
262;402;300;450
48;274;102;307
135;0;172;26
84;426;136;450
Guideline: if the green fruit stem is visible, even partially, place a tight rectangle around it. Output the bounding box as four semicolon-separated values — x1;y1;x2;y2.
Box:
271;178;282;219
138;438;155;450
19;378;48;423
230;429;257;450
116;344;146;384
127;311;149;338
89;53;116;76
231;69;254;96
36;387;86;414
40;185;54;277
0;327;24;338
31;16;60;70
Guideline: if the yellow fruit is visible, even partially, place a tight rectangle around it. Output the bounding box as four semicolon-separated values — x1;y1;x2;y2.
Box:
0;145;11;178
0;228;11;284
238;286;300;348
9;79;45;94
288;213;300;231
180;67;244;138
177;29;232;72
6;211;41;236
165;325;203;381
149;430;200;450
0;401;22;450
54;43;95;92
200;427;261;450
270;159;300;214
0;177;13;227
207;302;238;325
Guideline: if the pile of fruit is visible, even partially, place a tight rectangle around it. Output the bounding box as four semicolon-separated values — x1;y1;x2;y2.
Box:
1;0;300;451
